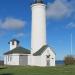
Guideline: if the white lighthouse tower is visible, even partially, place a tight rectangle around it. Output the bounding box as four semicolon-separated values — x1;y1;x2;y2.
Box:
31;0;55;66
31;0;46;54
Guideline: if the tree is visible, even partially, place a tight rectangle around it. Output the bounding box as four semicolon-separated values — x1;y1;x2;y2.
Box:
64;55;75;65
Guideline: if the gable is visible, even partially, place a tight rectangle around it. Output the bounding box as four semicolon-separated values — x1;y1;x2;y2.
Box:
33;45;55;56
42;47;55;57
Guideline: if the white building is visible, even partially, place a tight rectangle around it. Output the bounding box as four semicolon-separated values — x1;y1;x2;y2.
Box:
4;0;55;66
4;39;31;66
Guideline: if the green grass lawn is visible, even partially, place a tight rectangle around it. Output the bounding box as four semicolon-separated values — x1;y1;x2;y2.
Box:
0;65;75;75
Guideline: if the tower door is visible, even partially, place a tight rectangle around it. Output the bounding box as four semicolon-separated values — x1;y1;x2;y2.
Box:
46;55;50;66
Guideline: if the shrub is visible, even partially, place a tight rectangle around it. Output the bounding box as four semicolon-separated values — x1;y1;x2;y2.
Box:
64;55;75;65
0;60;4;66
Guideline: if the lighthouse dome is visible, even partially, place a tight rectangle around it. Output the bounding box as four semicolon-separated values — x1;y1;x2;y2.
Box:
34;0;43;4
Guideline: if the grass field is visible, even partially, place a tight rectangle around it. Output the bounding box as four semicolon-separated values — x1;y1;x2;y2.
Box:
0;65;75;75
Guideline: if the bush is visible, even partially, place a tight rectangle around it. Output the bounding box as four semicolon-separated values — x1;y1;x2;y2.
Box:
64;55;75;65
0;60;4;66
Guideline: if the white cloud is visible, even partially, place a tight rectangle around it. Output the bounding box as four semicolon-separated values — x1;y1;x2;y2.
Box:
66;22;75;29
46;0;73;19
13;32;25;38
0;17;25;30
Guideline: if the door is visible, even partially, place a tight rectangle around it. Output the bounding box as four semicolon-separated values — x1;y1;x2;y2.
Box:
46;55;50;66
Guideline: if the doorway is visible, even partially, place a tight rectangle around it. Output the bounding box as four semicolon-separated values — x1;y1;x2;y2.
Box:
46;55;50;66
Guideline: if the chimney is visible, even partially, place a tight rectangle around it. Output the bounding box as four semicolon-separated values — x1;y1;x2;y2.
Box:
8;39;20;50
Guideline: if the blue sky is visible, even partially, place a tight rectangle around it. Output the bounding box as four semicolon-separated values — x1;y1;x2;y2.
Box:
0;0;75;60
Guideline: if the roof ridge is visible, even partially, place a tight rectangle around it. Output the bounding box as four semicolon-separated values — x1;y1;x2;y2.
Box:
33;45;48;56
33;45;55;56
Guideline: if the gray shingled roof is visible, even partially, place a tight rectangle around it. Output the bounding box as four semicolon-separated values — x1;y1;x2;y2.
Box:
33;45;48;56
33;45;55;56
4;46;31;55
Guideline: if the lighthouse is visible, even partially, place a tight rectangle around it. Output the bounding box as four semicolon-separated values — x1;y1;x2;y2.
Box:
4;0;55;66
31;0;46;54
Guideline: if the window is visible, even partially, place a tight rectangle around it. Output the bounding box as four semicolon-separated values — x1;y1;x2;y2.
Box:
10;56;12;61
12;41;15;45
8;56;9;61
8;55;12;62
52;58;54;59
46;55;50;58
